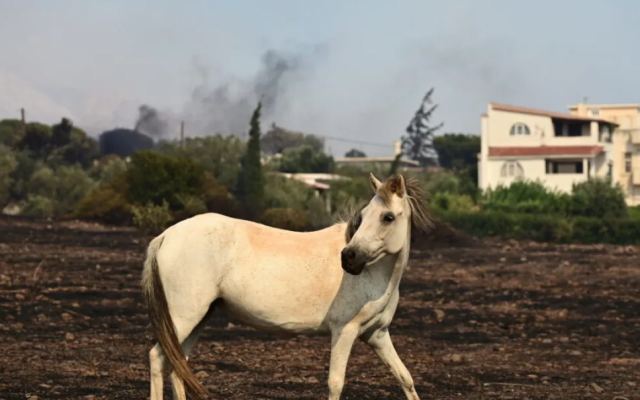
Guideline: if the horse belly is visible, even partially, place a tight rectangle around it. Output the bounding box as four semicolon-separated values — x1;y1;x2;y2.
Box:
219;259;340;333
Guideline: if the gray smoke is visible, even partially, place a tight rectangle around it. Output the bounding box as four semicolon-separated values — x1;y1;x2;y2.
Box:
179;49;303;137
134;104;170;138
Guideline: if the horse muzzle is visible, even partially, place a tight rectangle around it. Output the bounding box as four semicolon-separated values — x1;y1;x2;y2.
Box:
341;247;366;275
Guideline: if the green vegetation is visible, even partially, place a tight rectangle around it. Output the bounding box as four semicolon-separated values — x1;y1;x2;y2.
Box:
2;109;638;244
432;178;639;244
236;103;265;215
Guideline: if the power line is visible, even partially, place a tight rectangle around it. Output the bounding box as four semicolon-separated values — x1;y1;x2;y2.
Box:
316;134;393;148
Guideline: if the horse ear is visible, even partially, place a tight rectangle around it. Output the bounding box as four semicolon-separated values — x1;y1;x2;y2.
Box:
386;174;406;197
369;173;382;192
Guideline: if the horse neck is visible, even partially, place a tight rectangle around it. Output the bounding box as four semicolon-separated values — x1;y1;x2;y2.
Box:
373;224;412;294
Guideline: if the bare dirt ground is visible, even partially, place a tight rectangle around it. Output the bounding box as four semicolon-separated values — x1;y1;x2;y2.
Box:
0;216;639;400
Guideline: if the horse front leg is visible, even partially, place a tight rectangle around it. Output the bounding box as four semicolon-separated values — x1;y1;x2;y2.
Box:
366;328;420;400
327;324;359;400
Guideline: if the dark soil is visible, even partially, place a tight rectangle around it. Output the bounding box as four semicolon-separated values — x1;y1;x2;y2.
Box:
1;216;639;399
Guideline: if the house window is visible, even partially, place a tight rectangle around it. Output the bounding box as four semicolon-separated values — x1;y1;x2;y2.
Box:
553;120;586;137
510;123;530;136
625;152;632;173
500;161;524;178
546;159;584;174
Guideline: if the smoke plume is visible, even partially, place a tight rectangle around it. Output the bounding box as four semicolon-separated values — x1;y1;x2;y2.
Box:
134;104;171;137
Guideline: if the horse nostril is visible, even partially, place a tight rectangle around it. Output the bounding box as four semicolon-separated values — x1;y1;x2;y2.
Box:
341;248;356;264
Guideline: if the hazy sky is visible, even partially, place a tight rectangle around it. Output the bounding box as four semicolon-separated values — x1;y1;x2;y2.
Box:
1;1;639;155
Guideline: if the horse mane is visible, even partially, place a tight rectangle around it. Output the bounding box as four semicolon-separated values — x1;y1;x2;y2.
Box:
343;175;433;243
401;176;434;232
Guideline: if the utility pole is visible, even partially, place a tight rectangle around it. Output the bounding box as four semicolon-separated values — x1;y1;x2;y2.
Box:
20;108;26;136
180;120;185;148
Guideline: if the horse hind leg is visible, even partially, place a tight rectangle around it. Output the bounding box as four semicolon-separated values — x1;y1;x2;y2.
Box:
149;343;165;400
168;299;219;400
169;312;212;400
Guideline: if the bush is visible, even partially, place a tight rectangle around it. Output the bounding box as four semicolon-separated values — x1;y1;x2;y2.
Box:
276;145;334;173
264;174;312;210
329;175;371;213
156;135;245;188
431;192;475;213
23;165;94;217
0;145;17;207
261;208;309;231
482;180;569;215
131;201;174;235
22;195;55;218
127;151;204;210
570;179;627;219
75;173;132;224
440;210;573;242
439;210;640;244
306;196;332;229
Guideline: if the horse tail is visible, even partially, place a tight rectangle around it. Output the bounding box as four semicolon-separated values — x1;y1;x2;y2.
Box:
142;235;208;400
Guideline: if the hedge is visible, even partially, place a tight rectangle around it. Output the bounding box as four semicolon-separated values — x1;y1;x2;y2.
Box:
438;210;640;244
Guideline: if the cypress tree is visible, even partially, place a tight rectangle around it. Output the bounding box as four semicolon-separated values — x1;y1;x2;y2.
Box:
237;102;265;216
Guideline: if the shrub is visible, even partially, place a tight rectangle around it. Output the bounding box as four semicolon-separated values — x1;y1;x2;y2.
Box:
306;196;332;229
276;145;334;173
482;180;569;215
156;135;245;188
571;217;640;244
569;179;627;219
329;175;371;213
200;173;238;216
439;210;640;244
131;201;174;235
261;208;309;231
0;145;17;207
127;151;204;210
439;210;573;242
174;194;208;220
431;192;475;213
75;172;131;224
22;195;55;218
264;174;312;210
24;165;94;217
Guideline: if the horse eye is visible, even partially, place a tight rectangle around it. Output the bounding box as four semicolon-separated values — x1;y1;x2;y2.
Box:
383;212;395;223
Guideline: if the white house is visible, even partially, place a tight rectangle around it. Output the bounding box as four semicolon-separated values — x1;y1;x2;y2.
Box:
478;102;619;196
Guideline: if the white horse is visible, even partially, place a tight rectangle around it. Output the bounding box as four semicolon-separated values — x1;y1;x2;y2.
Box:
141;173;431;400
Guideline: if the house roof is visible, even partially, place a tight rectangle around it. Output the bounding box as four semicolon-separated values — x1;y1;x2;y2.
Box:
568;103;640;110
490;102;618;125
335;156;421;167
488;145;604;158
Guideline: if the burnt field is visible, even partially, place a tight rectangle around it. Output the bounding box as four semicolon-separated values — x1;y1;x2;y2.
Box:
0;216;639;400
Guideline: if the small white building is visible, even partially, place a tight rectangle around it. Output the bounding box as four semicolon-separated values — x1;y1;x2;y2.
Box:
479;102;618;194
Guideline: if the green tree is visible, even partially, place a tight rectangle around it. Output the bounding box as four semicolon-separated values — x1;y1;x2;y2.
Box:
570;179;627;218
344;148;366;158
51;118;73;147
23;165;94;217
278;145;334;173
434;133;479;172
236;103;265;215
0;119;25;147
0;145;17;207
262;123;324;155
156;135;245;188
20;123;51;157
126;151;204;210
401;88;443;167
